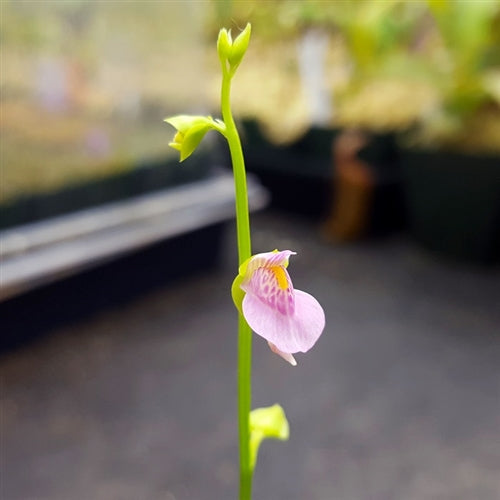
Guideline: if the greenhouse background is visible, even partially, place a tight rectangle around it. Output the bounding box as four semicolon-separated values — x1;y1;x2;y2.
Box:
1;1;499;499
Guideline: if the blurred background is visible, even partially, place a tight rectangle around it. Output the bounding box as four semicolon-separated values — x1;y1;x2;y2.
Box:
1;1;499;499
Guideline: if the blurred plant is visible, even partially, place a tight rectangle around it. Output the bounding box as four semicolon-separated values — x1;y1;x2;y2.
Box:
325;2;407;73
207;1;437;133
427;0;499;114
165;24;325;499
207;0;500;151
330;0;437;130
332;0;500;151
414;0;500;151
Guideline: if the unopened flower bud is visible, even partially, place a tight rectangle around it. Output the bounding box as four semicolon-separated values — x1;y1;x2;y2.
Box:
228;23;251;69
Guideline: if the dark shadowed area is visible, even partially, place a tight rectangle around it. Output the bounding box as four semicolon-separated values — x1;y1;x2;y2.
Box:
2;211;499;500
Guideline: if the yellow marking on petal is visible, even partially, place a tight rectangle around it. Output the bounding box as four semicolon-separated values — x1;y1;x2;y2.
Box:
272;266;288;290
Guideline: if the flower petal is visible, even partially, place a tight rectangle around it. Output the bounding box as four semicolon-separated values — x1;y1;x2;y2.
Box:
242;267;295;316
164;114;197;133
268;342;297;366
240;250;297;317
242;288;325;354
164;115;220;161
243;250;295;277
180;122;212;161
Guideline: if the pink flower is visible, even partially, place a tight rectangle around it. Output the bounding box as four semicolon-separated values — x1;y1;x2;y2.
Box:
232;250;325;365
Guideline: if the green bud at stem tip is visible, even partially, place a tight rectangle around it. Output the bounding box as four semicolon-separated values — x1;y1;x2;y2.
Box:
228;23;251;68
217;23;252;73
217;28;232;63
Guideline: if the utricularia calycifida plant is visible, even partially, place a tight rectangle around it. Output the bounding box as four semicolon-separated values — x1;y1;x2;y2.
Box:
165;24;325;499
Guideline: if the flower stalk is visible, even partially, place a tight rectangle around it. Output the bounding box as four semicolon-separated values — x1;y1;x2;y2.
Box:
165;23;324;500
219;24;254;499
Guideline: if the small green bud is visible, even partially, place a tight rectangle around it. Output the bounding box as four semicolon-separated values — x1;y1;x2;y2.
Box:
217;28;233;65
249;404;289;470
164;115;218;162
228;23;251;69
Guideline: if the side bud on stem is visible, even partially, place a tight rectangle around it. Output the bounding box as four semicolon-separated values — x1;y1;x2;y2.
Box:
249;404;289;470
164;114;225;162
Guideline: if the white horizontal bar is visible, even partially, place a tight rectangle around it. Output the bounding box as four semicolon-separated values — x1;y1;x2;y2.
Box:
0;173;268;300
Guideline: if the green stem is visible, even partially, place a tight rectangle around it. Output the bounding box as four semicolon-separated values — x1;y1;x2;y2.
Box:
221;71;251;260
221;67;253;500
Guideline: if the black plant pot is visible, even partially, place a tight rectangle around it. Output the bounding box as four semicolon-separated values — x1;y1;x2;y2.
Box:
400;148;500;264
239;119;339;218
355;131;407;236
238;120;407;236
